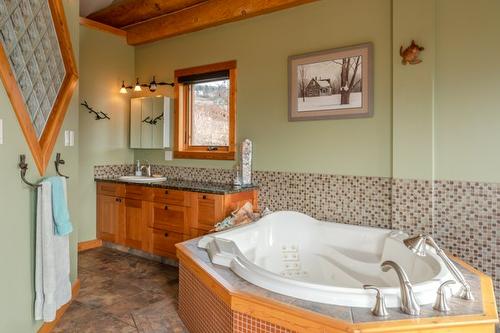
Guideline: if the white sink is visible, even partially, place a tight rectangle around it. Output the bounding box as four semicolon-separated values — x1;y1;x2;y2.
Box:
118;176;167;183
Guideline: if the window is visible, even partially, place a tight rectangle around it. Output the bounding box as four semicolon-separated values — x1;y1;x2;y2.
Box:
174;61;236;160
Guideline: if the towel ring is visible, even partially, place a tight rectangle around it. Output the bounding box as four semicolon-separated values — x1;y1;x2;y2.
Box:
19;155;41;189
55;153;69;179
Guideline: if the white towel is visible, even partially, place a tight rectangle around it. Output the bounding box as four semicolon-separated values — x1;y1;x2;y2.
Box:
34;179;72;322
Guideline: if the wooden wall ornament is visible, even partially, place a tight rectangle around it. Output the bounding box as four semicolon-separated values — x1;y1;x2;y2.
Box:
400;40;424;65
0;0;78;175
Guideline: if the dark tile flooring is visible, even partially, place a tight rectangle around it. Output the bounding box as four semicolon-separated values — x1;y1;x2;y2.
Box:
54;247;188;333
53;247;500;332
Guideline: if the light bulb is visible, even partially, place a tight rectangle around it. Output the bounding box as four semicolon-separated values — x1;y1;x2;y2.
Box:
119;81;128;94
134;78;142;92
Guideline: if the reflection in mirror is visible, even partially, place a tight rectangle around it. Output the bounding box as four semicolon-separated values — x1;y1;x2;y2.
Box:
130;96;170;149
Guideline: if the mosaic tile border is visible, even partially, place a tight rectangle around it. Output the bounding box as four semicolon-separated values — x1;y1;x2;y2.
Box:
94;164;500;307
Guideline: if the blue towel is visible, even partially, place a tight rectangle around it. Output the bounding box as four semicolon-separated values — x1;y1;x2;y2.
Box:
46;176;73;236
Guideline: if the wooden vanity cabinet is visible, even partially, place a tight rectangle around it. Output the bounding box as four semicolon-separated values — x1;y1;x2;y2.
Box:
123;198;149;250
97;181;258;259
96;194;124;243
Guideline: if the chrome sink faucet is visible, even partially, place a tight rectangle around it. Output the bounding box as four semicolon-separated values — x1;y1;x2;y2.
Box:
381;260;421;316
140;160;151;177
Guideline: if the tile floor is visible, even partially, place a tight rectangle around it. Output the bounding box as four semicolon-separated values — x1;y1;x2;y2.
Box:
53;247;500;333
54;247;187;333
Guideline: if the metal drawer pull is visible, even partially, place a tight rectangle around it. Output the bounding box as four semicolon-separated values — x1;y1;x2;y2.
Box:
164;232;169;237
115;198;122;203
164;205;168;210
165;190;169;195
202;195;207;199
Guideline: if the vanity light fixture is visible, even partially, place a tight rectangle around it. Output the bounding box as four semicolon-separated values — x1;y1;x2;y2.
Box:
119;76;175;94
134;78;142;92
120;81;133;94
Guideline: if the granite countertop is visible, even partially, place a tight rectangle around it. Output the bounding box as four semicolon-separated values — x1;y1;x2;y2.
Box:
94;177;258;195
179;238;485;325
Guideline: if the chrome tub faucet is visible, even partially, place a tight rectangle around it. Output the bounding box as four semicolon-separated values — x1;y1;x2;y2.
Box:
404;234;474;301
381;260;421;316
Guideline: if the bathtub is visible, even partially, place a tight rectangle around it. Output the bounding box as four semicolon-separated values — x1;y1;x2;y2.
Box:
198;211;458;308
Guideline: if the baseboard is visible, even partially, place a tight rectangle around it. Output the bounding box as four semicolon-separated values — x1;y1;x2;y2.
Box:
37;278;80;333
78;239;103;252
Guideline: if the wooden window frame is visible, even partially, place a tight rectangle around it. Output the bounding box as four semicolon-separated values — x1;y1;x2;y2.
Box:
174;60;236;160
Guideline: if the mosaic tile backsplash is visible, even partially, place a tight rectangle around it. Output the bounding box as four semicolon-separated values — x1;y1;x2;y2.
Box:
95;164;500;307
0;0;66;137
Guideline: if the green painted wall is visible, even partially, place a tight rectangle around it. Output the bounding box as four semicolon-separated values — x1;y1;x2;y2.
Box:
78;26;135;242
434;0;500;183
392;0;436;180
0;1;79;332
393;0;500;182
134;0;394;177
134;0;500;183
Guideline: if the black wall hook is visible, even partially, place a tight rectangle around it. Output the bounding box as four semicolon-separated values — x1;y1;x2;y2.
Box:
55;153;69;179
19;155;41;189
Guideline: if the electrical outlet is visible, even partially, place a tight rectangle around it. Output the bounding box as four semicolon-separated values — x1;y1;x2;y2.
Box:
165;150;173;161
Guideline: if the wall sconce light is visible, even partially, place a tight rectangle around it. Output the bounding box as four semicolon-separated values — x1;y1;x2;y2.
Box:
120;81;132;94
134;78;142;92
119;76;175;94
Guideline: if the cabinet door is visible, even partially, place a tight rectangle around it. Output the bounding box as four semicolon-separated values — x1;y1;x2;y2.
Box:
152;97;164;148
97;195;123;243
130;98;142;148
123;198;146;250
196;193;224;231
141;98;153;148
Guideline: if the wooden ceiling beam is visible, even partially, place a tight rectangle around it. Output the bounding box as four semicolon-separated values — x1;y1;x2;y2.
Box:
125;0;318;45
79;17;127;38
87;0;208;28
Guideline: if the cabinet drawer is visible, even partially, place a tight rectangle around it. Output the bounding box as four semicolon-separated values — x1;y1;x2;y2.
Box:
97;182;125;197
153;188;187;206
190;228;211;238
151;229;184;257
151;203;186;233
197;193;220;230
125;184;153;201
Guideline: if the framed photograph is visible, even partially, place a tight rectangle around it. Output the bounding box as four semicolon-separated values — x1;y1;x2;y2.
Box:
288;43;373;121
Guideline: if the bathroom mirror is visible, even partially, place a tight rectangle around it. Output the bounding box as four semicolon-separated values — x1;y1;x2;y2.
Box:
130;96;170;149
0;0;78;174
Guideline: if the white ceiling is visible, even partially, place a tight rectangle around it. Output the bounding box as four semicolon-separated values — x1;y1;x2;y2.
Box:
79;0;115;17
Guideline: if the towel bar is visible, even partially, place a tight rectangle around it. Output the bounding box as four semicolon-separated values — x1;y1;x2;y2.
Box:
19;155;41;189
55;153;69;179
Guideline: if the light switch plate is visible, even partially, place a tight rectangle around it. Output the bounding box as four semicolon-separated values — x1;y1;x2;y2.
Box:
165;150;173;161
64;130;70;146
0;119;3;144
69;130;75;147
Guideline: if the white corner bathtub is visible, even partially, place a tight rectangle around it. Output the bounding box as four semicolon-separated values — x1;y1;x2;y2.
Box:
198;211;457;308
